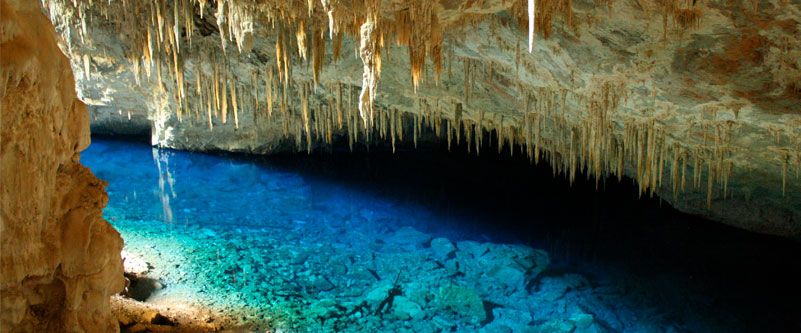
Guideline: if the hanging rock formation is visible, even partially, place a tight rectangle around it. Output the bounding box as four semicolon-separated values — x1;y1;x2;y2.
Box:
0;0;125;331
39;0;801;237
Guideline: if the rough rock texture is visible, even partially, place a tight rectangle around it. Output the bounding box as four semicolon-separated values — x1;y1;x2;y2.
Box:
41;0;800;236
1;1;125;331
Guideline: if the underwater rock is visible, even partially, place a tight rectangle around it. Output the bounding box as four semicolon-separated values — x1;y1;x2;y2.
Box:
511;247;550;280
392;296;425;321
347;265;378;286
436;285;486;324
200;228;218;238
492;308;534;331
534;318;576;333
539;274;589;302
456;241;491;258
539;278;569;302
573;323;604;333
312;275;336;292
388;227;432;249
430;238;457;259
569;313;594;329
432;315;458;330
365;283;394;308
488;265;526;291
290;251;310;265
121;251;150;276
444;258;462;276
481;323;515;333
308;299;338;320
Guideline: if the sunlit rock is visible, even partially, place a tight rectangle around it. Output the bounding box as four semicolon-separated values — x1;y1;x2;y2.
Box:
0;0;124;331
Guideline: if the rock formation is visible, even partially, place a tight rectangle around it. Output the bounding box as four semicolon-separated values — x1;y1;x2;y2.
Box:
37;0;801;236
1;0;124;331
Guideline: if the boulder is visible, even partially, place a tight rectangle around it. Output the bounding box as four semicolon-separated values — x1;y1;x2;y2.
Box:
430;238;457;259
437;285;486;324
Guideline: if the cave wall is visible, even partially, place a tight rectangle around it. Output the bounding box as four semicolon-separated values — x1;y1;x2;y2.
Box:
40;0;801;237
1;0;124;331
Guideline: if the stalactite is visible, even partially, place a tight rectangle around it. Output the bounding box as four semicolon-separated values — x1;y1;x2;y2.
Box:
528;0;535;52
213;64;220;117
312;29;325;86
463;59;470;106
221;74;228;124
320;0;337;38
332;32;343;62
497;115;505;154
454;103;463;145
82;54;90;81
207;81;213;131
195;68;202;121
49;0;794;208
215;0;227;53
391;108;397;153
231;81;239;129
465;122;472;154
782;152;789;196
447;118;452;151
296;21;309;61
250;70;259;113
476;114;482;156
336;83;343;129
358;17;379;127
515;34;521;75
266;66;274;118
707;156;714;208
414;112;419;148
302;83;311;153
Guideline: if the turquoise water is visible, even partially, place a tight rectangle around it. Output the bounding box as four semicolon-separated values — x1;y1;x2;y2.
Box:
82;137;801;332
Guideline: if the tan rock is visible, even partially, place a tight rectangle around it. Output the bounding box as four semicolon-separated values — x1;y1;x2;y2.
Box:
0;0;124;331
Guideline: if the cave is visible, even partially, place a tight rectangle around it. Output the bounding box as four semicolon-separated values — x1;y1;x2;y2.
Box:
1;0;800;332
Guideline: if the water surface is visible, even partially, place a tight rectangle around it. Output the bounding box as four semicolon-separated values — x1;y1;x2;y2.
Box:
82;136;801;332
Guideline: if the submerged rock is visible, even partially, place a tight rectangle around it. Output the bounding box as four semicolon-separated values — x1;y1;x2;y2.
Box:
307;299;339;320
388;227;432;249
570;313;594;330
430;238;457;259
488;265;526;291
392;296;425;321
493;308;533;327
365;283;394;308
534;318;576;333
437;285;486;324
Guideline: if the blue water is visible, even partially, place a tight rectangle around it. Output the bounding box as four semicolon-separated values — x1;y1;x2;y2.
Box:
84;138;489;242
82;137;801;332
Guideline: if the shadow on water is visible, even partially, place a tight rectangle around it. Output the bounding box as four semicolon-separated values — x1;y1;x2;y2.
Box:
89;133;801;332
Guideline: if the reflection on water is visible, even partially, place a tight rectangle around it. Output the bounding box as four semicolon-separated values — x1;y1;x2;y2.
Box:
152;148;176;224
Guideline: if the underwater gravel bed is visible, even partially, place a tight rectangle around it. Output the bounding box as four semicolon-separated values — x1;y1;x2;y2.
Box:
113;210;690;333
85;137;770;332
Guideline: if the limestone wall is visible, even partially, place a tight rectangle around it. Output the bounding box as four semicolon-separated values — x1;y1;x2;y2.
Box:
1;0;124;331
